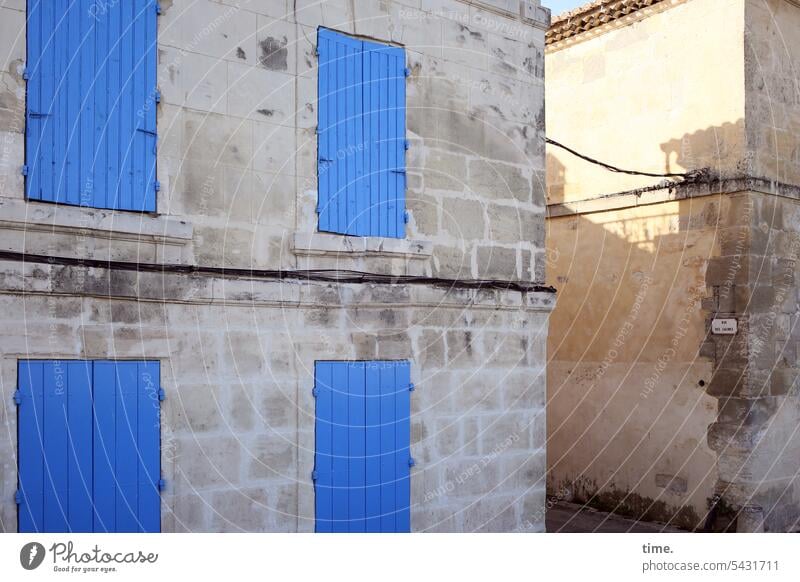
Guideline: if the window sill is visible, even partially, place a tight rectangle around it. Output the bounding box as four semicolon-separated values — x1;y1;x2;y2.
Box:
291;232;432;260
1;198;192;242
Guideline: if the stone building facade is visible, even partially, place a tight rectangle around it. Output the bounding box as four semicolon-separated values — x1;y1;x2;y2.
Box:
546;0;800;532
0;0;552;532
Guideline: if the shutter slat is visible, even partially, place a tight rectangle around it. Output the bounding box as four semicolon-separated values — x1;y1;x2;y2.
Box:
25;1;42;200
53;0;67;205
18;361;45;532
394;361;411;532
38;0;55;201
66;362;93;532
93;361;117;532
331;361;350;532
379;362;396;532
118;2;134;210
364;363;382;532
79;0;96;207
367;48;381;237
42;361;69;532
115;362;139;532
143;0;158;211
314;362;333;532
318;37;331;231
348;362;366;532
94;5;109;208
137;361;161;532
64;2;81;205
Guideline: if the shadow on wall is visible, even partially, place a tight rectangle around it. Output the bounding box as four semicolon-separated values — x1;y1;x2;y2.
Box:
543;124;758;531
546;120;747;207
660;120;746;177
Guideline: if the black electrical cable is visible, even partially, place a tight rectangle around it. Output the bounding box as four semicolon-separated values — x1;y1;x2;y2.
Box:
0;250;556;294
546;138;707;181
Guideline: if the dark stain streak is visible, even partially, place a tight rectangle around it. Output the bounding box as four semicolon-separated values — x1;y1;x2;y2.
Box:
236;46;246;60
257;109;275;117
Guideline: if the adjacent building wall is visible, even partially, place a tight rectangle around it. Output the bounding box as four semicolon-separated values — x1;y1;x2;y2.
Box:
701;0;800;532
0;0;552;532
546;0;747;529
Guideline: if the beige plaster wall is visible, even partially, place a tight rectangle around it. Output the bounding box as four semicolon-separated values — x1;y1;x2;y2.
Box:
547;198;718;528
546;0;747;204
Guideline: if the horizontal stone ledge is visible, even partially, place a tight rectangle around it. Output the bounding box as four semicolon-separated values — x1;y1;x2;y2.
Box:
291;231;433;259
0;260;556;312
0;197;193;242
547;176;800;218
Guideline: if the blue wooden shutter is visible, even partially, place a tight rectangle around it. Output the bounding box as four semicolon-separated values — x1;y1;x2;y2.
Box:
18;361;93;532
92;361;161;532
17;360;161;533
317;29;406;238
314;360;411;533
25;1;158;211
363;40;406;238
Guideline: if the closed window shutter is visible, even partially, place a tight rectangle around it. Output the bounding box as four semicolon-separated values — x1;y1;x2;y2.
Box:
25;1;158;211
314;360;411;533
17;360;161;533
317;29;406;238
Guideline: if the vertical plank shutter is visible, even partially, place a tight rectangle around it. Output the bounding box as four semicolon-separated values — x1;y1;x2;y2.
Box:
25;1;157;211
317;29;406;238
17;360;161;533
314;361;411;533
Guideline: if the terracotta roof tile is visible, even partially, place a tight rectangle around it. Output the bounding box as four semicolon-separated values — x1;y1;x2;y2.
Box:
547;0;667;45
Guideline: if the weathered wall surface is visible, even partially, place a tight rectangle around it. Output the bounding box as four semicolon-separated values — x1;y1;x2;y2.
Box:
0;0;549;283
705;191;800;532
546;0;746;204
745;0;800;187
0;262;552;532
696;0;800;532
547;0;800;532
545;0;747;530
547;199;718;529
0;0;552;532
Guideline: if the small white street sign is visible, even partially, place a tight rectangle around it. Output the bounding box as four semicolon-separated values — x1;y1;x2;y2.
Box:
711;318;738;335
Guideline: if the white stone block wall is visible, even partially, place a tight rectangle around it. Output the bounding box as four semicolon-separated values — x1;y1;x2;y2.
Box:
0;0;551;532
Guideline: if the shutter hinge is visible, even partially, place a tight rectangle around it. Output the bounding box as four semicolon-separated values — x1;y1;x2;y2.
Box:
22;67;29;80
404;67;411;77
13;389;22;405
154;180;161;192
408;383;415;392
158;387;166;401
315;204;322;214
15;490;23;505
154;90;161;103
391;169;406;175
157;478;167;491
311;470;318;481
319;157;332;163
21;165;28;176
408;457;416;468
404;139;410;150
312;387;319;397
155;2;162;15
